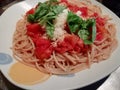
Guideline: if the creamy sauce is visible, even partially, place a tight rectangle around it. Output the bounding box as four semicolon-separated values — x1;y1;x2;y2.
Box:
9;62;51;85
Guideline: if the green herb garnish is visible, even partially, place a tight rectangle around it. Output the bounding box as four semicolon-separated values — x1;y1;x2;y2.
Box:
27;0;66;39
67;12;96;44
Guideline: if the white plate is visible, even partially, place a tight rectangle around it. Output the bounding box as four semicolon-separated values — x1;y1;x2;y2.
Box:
0;0;120;90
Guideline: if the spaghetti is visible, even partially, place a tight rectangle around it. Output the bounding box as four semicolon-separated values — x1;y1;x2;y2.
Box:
12;0;118;74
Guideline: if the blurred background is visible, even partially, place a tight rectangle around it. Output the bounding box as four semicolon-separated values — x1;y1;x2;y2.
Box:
102;0;120;17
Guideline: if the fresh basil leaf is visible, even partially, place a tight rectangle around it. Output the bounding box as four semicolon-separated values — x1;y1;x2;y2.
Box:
80;19;93;29
80;20;88;29
67;12;83;33
67;11;96;45
82;19;96;44
78;29;93;45
78;29;89;40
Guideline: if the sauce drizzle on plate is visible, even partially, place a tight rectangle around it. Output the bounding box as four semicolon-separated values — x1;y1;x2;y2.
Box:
9;62;51;85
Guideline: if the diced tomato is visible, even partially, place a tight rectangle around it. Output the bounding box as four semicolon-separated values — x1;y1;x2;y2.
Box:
30;34;39;44
60;0;88;17
68;5;88;17
74;39;84;53
34;37;53;60
64;34;79;48
82;45;89;53
26;23;40;34
60;0;68;3
35;46;53;60
68;5;79;12
95;24;107;41
26;23;53;60
96;32;103;41
26;8;35;15
92;12;98;17
91;13;106;26
90;13;107;41
78;7;88;17
34;37;51;47
55;34;84;53
55;42;69;54
26;23;45;37
60;0;78;12
96;17;106;26
68;6;87;16
64;23;71;33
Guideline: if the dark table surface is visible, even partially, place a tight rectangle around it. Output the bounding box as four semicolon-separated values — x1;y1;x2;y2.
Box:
0;0;120;90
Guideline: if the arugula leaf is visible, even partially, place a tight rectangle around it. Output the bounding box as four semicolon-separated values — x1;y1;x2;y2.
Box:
46;12;55;18
39;5;65;38
27;3;49;23
27;14;35;22
27;0;66;39
34;3;49;20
